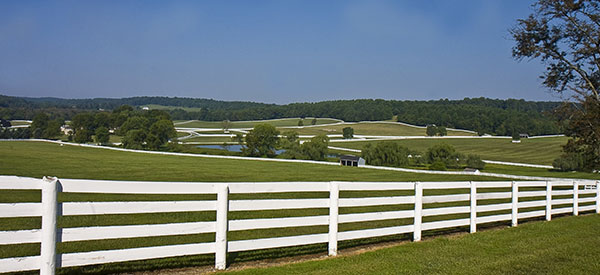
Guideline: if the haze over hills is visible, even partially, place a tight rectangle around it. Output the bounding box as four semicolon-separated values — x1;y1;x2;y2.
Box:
0;94;563;136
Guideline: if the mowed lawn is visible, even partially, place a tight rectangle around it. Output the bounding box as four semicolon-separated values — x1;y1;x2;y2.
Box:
175;118;342;129
229;214;600;275
290;122;476;137
0;140;503;274
335;136;568;165
0;141;597;274
0;141;503;182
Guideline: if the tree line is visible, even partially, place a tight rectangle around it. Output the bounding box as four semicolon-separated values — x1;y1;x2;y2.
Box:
1;95;563;136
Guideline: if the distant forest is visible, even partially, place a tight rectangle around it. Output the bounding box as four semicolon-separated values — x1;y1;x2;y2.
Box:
0;95;564;136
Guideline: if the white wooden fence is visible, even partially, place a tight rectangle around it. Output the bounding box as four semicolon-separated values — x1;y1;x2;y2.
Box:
0;176;598;274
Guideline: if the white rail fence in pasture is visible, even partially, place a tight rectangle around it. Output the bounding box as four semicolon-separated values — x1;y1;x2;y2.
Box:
0;176;598;274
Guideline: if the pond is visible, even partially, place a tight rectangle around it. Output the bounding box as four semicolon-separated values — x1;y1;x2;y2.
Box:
196;144;339;158
196;144;286;154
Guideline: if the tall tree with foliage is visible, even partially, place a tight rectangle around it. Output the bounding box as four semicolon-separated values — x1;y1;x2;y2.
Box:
426;125;437;136
243;124;280;157
362;142;410;167
511;0;600;171
342;127;354;139
301;134;329;161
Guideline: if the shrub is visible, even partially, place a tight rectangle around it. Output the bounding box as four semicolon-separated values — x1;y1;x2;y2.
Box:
362;142;410;167
429;160;447;171
466;154;485;170
342;127;354;139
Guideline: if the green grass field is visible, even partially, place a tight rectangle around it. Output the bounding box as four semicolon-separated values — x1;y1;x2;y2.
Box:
0;141;500;182
1;141;597;274
335;136;568;165
0;140;508;274
290;122;476;136
175;118;342;128
228;214;600;275
483;164;599;180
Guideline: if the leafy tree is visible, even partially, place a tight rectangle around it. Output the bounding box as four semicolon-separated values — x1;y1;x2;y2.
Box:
553;140;585;171
512;132;521;141
301;134;329;161
429;160;447;171
43;119;63;139
148;119;177;149
437;126;447;136
511;0;600;171
122;129;147;150
279;131;305;159
426;143;462;168
32;127;43;139
342;127;354;139
118;116;149;135
426;125;437;136
466;154;485;170
362;142;410;167
95;126;110;144
243;124;280;157
73;128;92;143
31;113;49;134
71;112;95;132
94;112;111;129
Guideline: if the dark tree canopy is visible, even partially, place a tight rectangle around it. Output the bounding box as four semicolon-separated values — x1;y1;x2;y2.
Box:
511;0;600;101
512;0;600;171
243;124;280;157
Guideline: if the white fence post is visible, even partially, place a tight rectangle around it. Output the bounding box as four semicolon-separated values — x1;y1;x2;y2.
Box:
470;181;476;233
596;181;599;214
511;181;518;227
573;181;579;216
328;181;339;256
546;181;552;221
41;177;59;275
215;184;229;270
413;182;422;242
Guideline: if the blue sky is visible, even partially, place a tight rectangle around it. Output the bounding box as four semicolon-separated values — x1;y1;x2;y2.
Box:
0;0;555;104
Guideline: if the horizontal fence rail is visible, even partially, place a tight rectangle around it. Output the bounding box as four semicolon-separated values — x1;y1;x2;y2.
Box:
0;176;598;274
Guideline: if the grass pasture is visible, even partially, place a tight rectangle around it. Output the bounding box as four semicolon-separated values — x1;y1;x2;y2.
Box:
175;118;342;129
335;136;568;166
229;214;600;275
289;122;477;137
0;141;597;274
0;141;502;182
0;140;506;274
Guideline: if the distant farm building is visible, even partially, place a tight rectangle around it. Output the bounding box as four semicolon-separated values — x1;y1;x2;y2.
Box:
340;155;365;167
61;125;73;135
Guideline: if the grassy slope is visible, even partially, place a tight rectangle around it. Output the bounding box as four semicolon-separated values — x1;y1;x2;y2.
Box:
0;141;498;182
1;141;596;274
175;118;341;128
230;215;600;275
290;122;476;136
336;136;568;165
483;164;599;180
0;141;503;274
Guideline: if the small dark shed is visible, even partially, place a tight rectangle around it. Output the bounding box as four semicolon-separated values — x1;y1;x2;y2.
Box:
340;155;365;167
